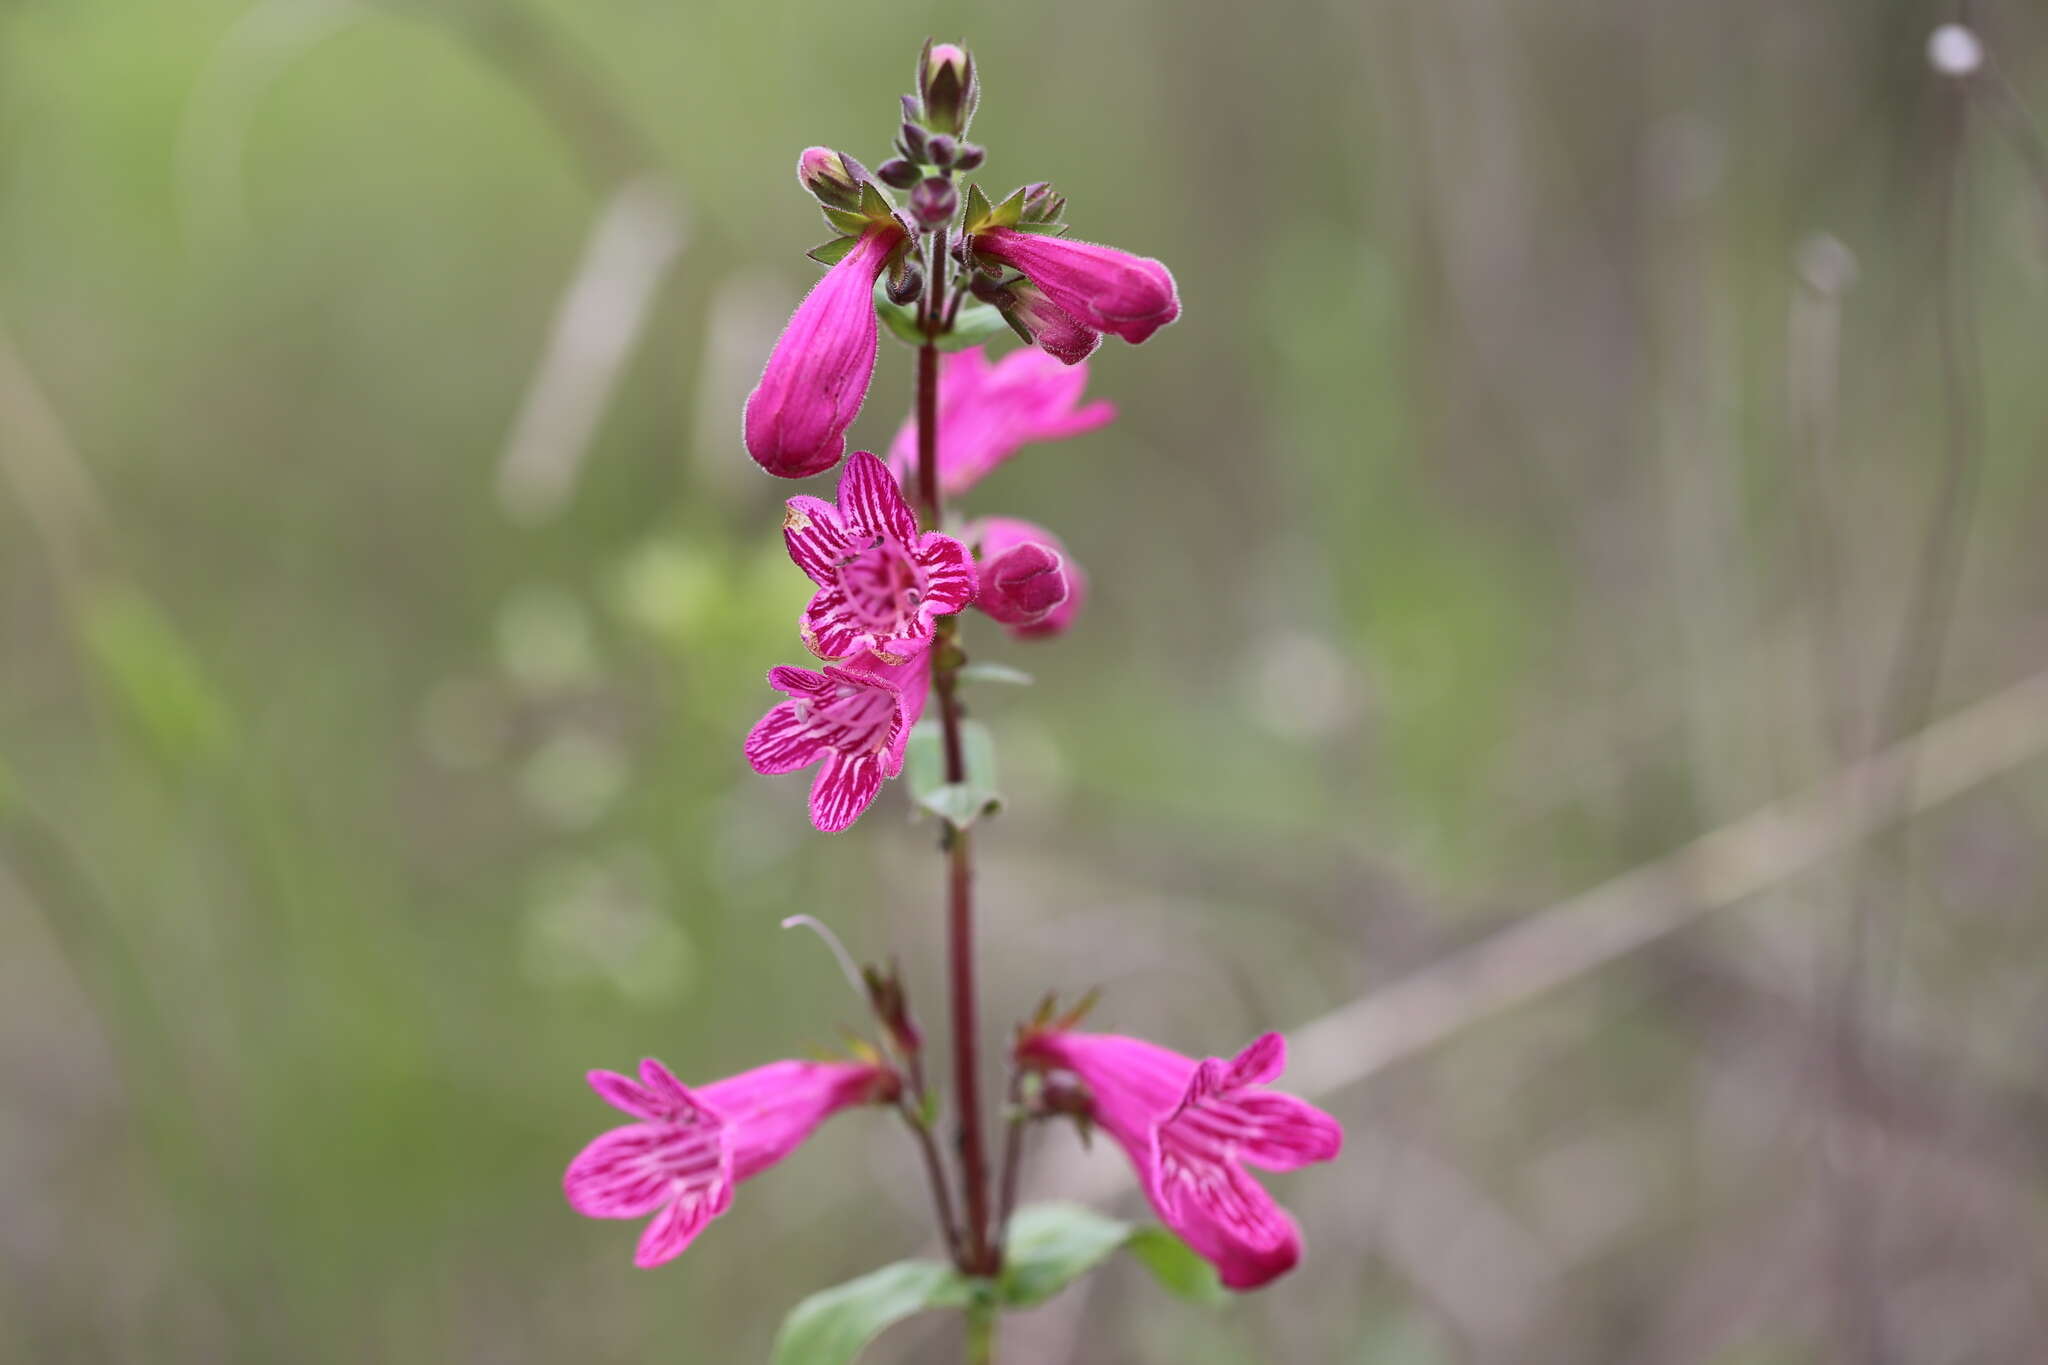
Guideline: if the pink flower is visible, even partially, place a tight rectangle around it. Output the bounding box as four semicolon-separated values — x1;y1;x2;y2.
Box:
745;651;930;832
886;347;1115;496
1017;1030;1342;1290
975;226;1180;346
744;224;906;479
784;450;977;662
972;517;1086;638
565;1056;894;1267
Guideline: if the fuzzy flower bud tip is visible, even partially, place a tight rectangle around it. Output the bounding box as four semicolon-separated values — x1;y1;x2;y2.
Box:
919;40;978;135
797;147;865;210
975;518;1086;638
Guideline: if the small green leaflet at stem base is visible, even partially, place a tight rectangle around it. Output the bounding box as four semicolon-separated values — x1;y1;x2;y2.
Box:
998;1203;1228;1309
772;1260;977;1365
873;292;1014;353
955;661;1033;687
997;1203;1130;1308
904;718;999;829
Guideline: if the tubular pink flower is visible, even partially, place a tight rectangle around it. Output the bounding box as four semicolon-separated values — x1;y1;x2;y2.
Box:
784;450;977;662
976;227;1180;345
744;224;906;479
972;517;1086;638
1017;1030;1343;1290
565;1056;894;1268
885;346;1116;496
745;651;930;832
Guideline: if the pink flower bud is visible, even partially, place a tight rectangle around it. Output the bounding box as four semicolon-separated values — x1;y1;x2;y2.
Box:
976;227;1179;346
974;517;1086;638
991;279;1101;366
743;224;906;478
795;146;866;210
910;176;958;228
919;40;978;135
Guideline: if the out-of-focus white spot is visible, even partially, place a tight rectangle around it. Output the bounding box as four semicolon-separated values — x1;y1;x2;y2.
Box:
1927;23;1983;77
496;585;599;695
1795;233;1859;295
518;728;628;829
520;850;693;1005
1247;631;1356;741
417;675;510;770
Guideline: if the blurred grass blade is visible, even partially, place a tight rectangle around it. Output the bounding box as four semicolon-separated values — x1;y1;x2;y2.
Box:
81;587;236;771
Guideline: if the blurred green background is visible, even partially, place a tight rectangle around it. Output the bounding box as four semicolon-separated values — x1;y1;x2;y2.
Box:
6;1;2048;1360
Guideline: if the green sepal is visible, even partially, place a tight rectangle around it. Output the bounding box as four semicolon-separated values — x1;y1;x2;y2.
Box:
1007;221;1070;236
856;178;895;220
808;236;860;267
961;181;996;232
772;1260;977;1365
987;185;1028;229
823;205;872;235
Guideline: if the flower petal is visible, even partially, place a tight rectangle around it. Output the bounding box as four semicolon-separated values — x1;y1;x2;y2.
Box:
587;1069;666;1121
809;750;885;832
800;588;869;662
783;496;852;587
1150;1151;1302;1290
915;535;978;616
632;1176;734;1268
838;450;920;543
746;701;827;775
767;664;833;697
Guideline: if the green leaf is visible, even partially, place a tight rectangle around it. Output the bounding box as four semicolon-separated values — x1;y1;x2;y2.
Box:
772;1260;975;1365
956;661;1033;687
998;1203;1133;1308
1125;1227;1229;1305
873;294;1013;354
874;291;926;349
807;236;859;266
944;302;1011;351
904;718;999;828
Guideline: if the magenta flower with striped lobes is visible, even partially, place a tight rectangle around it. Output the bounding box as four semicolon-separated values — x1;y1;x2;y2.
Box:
976;226;1180;349
564;1056;896;1267
886;346;1115;497
785;450;976;662
1017;1029;1343;1290
746;649;930;833
744;223;907;478
972;517;1086;638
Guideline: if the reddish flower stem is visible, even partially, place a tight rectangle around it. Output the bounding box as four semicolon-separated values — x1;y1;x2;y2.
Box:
918;256;997;1278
